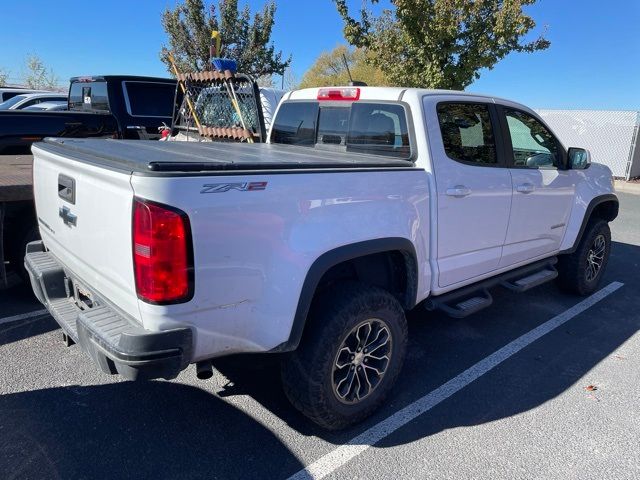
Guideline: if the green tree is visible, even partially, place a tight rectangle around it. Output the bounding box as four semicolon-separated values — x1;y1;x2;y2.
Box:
160;0;291;77
23;55;58;90
334;0;550;89
0;68;8;86
299;45;387;89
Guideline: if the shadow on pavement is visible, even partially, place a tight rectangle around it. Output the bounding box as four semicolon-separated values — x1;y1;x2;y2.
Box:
0;281;41;317
1;241;638;479
0;315;58;348
0;381;305;480
0;282;58;347
213;240;640;446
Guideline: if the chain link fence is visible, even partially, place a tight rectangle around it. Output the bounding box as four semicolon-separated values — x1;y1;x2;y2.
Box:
536;110;640;179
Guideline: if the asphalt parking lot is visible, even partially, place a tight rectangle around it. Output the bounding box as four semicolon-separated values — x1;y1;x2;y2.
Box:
1;192;639;480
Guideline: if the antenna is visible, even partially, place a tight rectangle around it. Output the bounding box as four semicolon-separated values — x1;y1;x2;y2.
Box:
341;53;367;87
342;53;354;84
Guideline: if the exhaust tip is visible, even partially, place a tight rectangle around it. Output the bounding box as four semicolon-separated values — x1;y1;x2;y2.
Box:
196;360;213;380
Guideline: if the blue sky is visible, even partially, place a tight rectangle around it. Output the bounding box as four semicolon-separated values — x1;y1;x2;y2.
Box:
1;0;638;110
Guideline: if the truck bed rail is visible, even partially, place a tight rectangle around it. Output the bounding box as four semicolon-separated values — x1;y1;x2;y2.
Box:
35;138;417;175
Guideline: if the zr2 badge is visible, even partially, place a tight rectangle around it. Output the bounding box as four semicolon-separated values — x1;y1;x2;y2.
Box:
200;182;268;194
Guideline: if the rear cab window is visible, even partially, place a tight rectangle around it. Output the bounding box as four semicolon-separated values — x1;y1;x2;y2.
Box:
122;81;176;117
69;80;110;112
270;100;412;159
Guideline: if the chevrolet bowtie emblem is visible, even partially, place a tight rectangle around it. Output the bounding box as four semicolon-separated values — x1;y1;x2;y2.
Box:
59;206;77;227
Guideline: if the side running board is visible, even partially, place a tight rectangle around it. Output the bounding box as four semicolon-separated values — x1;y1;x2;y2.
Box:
425;258;558;319
427;289;493;319
501;267;558;293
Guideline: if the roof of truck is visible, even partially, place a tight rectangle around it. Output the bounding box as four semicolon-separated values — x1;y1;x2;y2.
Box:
69;75;176;84
287;86;521;106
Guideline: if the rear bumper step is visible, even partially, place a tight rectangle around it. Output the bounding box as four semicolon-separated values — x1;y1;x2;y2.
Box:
24;241;193;380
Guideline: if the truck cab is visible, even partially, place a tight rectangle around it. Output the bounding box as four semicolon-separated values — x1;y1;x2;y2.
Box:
269;87;617;294
68;75;178;140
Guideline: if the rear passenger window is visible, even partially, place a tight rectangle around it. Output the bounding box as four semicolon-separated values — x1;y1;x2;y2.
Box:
437;103;497;165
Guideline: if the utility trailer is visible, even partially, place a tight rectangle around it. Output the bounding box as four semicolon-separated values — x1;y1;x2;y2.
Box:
0;154;39;288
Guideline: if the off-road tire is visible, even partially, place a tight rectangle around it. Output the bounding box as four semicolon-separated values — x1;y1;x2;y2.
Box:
281;281;408;430
557;219;611;295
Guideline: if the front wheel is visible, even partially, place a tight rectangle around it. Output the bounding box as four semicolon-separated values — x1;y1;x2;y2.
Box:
557;219;611;295
281;282;408;430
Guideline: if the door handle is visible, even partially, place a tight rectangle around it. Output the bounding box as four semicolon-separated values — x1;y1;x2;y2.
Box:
516;183;535;194
445;186;471;198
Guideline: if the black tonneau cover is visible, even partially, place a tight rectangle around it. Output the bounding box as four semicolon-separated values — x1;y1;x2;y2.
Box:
36;138;415;175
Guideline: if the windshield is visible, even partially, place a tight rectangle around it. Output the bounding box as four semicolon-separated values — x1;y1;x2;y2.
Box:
24;105;51;111
24;101;67;111
0;95;28;110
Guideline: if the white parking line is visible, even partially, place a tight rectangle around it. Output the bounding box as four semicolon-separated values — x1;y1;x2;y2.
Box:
0;308;49;326
289;281;624;480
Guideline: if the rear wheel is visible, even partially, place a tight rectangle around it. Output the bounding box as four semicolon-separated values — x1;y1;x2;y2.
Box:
281;282;408;430
557;219;611;295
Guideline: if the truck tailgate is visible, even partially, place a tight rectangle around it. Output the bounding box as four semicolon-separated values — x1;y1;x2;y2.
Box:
31;143;141;322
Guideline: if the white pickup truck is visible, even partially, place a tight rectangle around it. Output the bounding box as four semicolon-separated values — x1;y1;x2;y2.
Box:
26;86;618;429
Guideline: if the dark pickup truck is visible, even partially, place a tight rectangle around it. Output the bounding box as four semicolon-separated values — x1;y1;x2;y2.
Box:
0;75;178;286
0;75;178;153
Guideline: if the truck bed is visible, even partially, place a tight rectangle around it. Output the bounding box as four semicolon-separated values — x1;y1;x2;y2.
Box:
36;138;415;175
0;110;119;154
0;154;33;202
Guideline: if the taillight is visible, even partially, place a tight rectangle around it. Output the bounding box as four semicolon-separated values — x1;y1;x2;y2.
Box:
317;87;360;101
132;198;193;304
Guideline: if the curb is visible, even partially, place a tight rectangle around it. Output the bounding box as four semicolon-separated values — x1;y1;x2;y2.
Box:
614;180;640;195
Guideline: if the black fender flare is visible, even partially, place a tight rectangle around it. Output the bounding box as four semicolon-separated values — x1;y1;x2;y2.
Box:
272;237;418;353
561;193;619;254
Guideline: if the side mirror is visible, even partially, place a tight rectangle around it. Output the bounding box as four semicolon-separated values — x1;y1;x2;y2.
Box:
568;147;591;170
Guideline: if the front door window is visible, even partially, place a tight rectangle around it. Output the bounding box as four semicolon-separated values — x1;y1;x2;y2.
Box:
504;109;560;169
